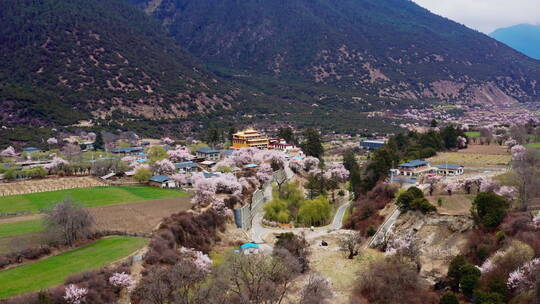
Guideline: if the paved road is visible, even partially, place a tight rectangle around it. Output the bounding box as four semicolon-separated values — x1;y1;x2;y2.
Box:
331;200;352;229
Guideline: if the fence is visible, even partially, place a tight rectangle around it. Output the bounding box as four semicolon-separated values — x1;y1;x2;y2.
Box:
234;169;287;230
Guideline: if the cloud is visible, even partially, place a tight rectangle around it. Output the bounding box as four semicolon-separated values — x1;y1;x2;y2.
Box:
412;0;540;33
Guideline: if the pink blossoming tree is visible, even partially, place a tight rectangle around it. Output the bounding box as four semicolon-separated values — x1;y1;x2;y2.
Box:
0;146;16;158
63;284;88;304
154;159;175;175
109;272;135;291
47;137;58;145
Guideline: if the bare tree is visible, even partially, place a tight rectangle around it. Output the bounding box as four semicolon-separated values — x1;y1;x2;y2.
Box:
513;149;540;210
210;251;300;304
298;273;333;304
132;266;171;304
339;232;363;259
61;143;82;161
44;197;94;247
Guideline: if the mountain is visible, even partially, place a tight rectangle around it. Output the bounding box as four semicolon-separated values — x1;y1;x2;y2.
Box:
490;24;540;60
0;0;236;127
130;0;540;106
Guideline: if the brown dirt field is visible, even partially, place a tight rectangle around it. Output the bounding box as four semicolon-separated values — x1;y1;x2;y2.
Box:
458;144;509;155
0;214;43;225
89;197;192;233
427;194;474;216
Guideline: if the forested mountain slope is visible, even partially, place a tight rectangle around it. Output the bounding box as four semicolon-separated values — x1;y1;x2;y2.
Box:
0;0;236;126
131;0;540;105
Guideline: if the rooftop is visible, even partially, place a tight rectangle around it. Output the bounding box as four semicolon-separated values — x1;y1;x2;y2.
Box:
175;161;198;169
22;147;39;152
398;160;429;168
240;243;260;250
111;147;143;153
435;164;463;170
196;147;220;154
150;175;169;183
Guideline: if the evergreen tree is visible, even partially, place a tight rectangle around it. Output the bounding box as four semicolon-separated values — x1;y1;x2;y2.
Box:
301;128;323;159
277;127;296;144
93;132;104;151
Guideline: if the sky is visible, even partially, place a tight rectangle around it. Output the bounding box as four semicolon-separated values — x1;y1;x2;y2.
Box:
412;0;540;34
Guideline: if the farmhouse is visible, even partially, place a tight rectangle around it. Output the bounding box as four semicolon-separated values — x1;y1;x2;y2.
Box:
149;175;176;188
397;160;431;176
435;164;464;176
232;129;269;149
360;140;386;150
110;147;144;155
196;147;220;161
175;161;200;174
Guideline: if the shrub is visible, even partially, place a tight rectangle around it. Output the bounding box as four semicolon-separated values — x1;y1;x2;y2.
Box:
472;192;509;229
473;291;504;304
448;254;467;291
439;292;459;304
407;187;424;199
410;198;437;213
396;191;415;210
133;167;152;183
459;264;481;298
367;225;376;236
298;196;332;227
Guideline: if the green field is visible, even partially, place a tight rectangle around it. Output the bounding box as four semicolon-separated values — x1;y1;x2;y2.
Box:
0;220;44;238
0;236;148;299
526;142;540;149
0;186;188;213
465;131;481;138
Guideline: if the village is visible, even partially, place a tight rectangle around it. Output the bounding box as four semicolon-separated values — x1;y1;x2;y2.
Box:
0;120;539;304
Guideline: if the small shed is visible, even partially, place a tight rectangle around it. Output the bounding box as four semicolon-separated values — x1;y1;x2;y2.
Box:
435;164;464;176
240;243;260;255
149;175;175;188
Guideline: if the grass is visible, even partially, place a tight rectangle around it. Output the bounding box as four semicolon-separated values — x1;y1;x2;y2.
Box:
0;236;148;299
0;186;188;213
428;152;511;167
0;220;44;238
465;131;481;138
526;142;540;149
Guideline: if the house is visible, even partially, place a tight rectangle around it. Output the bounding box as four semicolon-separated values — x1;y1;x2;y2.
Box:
269;139;295;151
435;164;464;176
360;140;386;150
80;141;94;151
240;243;260;255
199;160;216;170
397;160;431;176
196;148;220;161
110;147;144;155
232;129;269;149
149;175;176;188
175;161;200;174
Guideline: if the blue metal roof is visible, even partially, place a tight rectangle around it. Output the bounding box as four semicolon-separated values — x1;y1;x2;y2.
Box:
203;172;219;178
240;243;260;250
221;149;234;155
399;160;429;168
175;161;198;169
244;164;259;168
137;158;149;163
150;175;169;183
111;147;143;153
291;156;305;160
22;147;39;152
435;164;462;170
197;147;220;154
